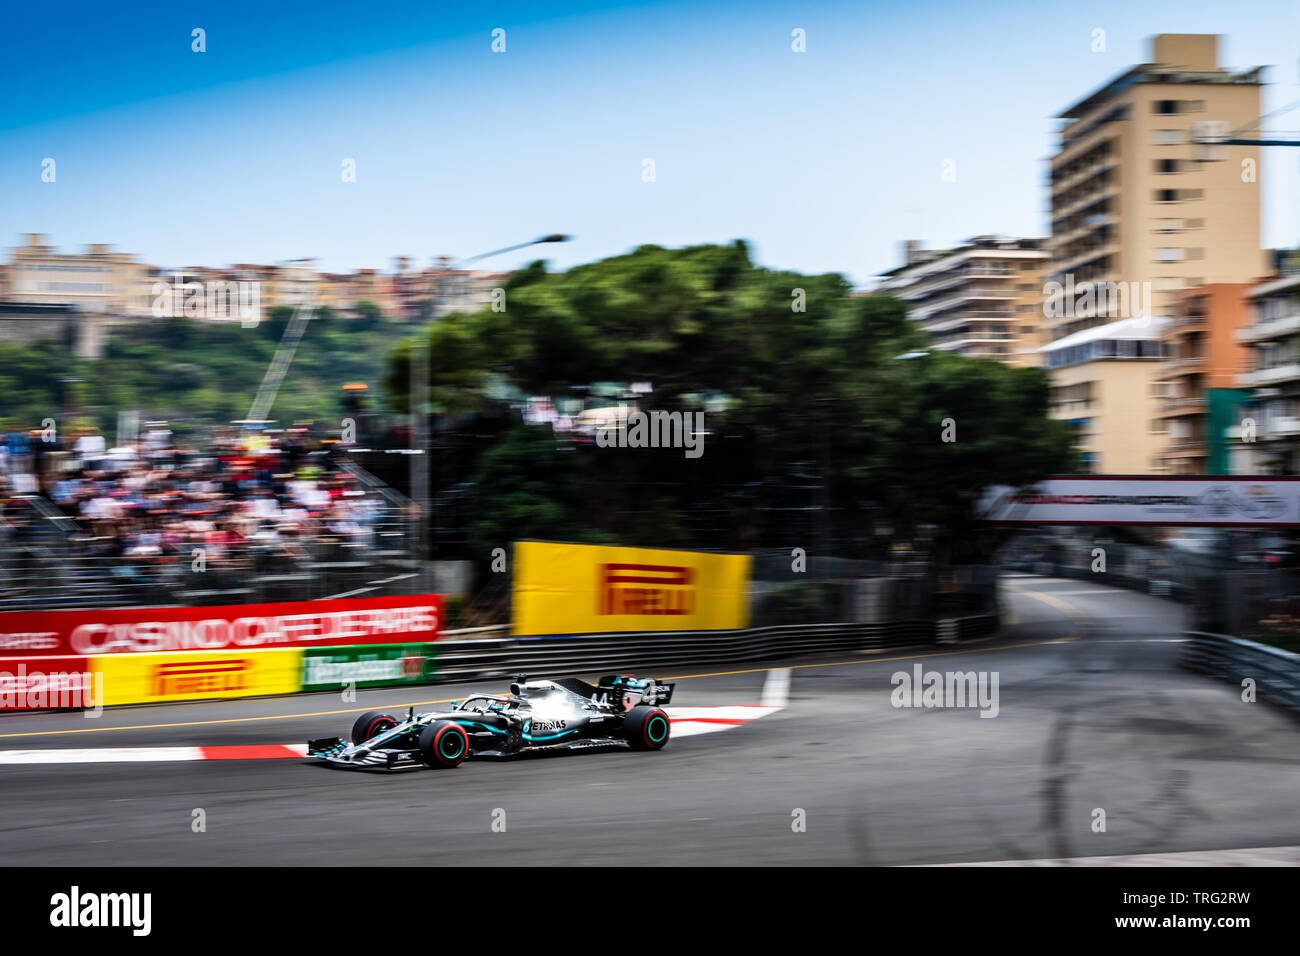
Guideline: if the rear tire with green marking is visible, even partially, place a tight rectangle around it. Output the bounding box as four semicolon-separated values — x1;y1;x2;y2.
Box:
419;720;469;768
623;705;670;751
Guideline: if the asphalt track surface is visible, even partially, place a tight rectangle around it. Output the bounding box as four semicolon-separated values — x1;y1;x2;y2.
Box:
3;575;1299;866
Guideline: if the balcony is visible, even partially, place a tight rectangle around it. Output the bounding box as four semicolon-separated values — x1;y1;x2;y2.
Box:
1162;354;1205;374
1052;239;1120;276
1168;311;1208;330
1237;311;1300;343
1159;395;1207;416
910;288;1017;321
1051;158;1119;196
895;269;968;302
1051;183;1120;222
1238;364;1300;388
1263;416;1300;439
923;312;1014;334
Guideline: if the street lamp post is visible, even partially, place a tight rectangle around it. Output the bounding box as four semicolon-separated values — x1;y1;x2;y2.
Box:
409;234;571;595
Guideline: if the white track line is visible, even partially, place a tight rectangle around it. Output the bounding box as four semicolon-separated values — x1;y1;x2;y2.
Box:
927;846;1300;867
760;667;791;708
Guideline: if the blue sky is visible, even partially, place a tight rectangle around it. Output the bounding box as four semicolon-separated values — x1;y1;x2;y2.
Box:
1;0;1297;286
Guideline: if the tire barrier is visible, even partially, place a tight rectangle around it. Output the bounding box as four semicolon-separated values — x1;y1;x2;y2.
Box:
1182;631;1300;713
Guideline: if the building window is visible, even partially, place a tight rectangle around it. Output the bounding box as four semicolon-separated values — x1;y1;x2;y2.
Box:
1155;188;1178;203
1154;248;1185;263
1153;100;1180;114
1155;158;1180;174
1153;129;1183;145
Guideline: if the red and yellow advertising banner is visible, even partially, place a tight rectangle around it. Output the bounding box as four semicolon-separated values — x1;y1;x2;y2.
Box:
0;594;442;657
91;648;303;707
513;541;750;636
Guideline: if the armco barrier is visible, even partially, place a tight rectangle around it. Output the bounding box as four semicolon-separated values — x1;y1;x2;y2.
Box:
433;614;998;682
1182;631;1300;713
0;616;997;710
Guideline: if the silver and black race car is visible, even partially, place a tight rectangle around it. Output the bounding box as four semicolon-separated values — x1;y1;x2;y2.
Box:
307;674;674;770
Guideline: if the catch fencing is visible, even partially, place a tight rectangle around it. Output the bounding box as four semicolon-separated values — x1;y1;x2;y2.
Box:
434;614;999;682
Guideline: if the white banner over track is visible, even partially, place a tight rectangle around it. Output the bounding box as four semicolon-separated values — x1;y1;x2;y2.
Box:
980;477;1300;526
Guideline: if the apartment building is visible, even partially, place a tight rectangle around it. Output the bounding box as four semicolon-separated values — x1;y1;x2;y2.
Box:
423;265;508;319
315;270;398;316
874;236;1049;366
1048;34;1265;341
1231;269;1300;473
1043;316;1169;473
3;234;153;316
1044;34;1270;474
1158;284;1253;474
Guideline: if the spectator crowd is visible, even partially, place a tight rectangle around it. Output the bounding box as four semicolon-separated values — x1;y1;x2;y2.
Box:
1;424;393;595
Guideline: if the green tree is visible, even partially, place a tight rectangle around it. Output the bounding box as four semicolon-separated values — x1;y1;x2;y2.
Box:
386;241;1073;561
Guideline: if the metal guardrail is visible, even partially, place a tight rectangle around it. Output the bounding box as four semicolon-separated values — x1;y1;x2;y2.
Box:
1182;631;1300;712
433;614;998;682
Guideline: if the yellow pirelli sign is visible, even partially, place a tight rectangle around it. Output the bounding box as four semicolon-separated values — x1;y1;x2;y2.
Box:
512;541;751;636
91;648;303;706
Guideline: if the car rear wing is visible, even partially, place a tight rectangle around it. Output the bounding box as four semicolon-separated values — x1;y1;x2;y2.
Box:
596;675;674;706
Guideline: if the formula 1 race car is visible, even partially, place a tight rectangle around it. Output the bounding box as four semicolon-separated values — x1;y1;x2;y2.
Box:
307;674;674;770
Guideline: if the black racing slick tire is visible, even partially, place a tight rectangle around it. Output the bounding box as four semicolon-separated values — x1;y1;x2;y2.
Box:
351;710;398;745
419;720;469;768
623;705;671;751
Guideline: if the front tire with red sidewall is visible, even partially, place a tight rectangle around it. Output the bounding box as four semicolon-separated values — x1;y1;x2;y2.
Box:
623;705;671;751
351;710;398;745
419;720;469;768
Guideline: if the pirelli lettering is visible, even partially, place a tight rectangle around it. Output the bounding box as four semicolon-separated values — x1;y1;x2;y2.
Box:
599;564;695;616
153;659;248;697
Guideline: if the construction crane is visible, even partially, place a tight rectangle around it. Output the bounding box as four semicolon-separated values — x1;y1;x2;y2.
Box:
245;296;316;425
1192;97;1300;149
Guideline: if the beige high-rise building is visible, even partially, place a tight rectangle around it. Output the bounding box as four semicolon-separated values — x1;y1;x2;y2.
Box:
1045;34;1269;474
874;236;1049;366
1048;34;1266;340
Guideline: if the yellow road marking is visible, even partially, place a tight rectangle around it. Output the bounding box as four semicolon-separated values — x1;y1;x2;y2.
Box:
1000;580;1091;637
